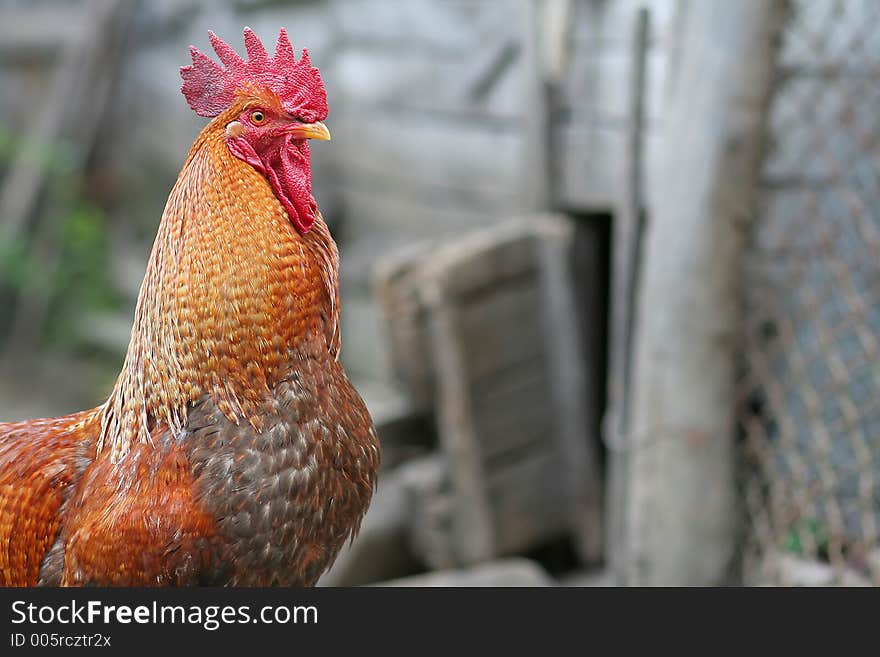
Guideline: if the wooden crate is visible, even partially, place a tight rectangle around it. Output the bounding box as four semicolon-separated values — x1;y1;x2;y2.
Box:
377;215;603;566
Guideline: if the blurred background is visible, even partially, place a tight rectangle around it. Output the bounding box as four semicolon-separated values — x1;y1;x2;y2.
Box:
1;0;878;586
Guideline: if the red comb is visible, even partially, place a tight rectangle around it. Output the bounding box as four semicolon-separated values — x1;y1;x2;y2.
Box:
180;27;328;122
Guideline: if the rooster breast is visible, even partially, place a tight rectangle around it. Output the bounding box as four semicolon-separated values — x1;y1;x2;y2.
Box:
188;346;380;586
55;340;379;586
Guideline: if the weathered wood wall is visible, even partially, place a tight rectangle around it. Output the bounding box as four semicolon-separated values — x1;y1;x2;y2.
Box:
325;0;679;384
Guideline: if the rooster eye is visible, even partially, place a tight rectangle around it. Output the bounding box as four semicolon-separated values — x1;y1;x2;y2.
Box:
250;111;266;125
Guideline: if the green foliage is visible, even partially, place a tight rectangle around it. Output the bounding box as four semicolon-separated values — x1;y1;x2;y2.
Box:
44;203;121;348
0;234;32;290
0;125;13;161
0;123;121;350
785;518;830;559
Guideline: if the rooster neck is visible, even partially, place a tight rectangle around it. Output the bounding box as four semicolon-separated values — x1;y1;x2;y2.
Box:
99;121;340;462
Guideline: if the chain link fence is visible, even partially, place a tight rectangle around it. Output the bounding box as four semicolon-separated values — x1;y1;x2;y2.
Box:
740;0;880;585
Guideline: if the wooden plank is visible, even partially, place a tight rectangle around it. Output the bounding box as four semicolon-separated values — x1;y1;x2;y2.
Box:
415;216;604;565
430;224;539;295
333;108;523;199
331;34;523;121
397;454;459;569
373;241;438;411
465;337;545;389
421;272;496;563
373;240;543;414
457;282;544;383
471;357;556;464
471;355;552;422
476;410;556;466
343;234;441;288
520;0;557;211
557;121;630;211
622;0;785;585
555;120;664;212
338;187;517;247
487;449;570;552
337;165;520;221
559;46;668;126
418;224;547;564
605;7;650;580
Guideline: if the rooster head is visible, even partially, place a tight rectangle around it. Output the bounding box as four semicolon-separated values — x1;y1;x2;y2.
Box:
180;28;329;234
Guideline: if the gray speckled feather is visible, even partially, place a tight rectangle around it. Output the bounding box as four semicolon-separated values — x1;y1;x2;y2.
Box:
40;343;379;587
186;349;379;586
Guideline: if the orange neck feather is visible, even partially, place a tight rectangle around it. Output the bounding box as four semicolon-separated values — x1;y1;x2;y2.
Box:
98;104;339;461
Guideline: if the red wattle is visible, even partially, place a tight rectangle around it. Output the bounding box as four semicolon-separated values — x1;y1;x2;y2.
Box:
226;135;316;234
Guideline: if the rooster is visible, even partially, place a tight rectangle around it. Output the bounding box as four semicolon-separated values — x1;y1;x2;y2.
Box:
0;28;380;586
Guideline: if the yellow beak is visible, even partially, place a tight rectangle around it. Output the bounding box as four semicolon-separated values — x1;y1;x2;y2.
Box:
286;121;331;141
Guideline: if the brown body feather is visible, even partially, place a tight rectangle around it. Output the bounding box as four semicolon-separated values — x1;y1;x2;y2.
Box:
0;97;378;586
